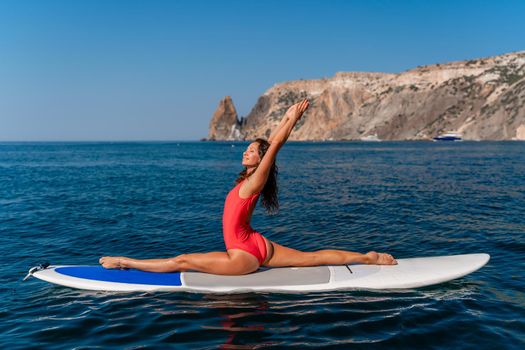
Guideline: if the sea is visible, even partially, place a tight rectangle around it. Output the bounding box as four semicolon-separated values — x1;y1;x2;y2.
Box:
1;141;523;349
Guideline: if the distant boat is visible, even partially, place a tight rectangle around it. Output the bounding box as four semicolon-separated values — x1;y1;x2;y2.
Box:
433;132;462;141
361;134;381;142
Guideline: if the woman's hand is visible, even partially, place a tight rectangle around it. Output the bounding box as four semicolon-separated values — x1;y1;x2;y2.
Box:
285;99;310;121
268;99;310;144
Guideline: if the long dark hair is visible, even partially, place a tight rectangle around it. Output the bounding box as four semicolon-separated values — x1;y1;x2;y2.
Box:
235;138;279;214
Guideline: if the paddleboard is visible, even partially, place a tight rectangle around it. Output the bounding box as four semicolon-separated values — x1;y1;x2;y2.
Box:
27;253;489;293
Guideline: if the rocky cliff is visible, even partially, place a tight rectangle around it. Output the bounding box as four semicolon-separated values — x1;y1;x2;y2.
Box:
207;96;243;141
207;51;525;141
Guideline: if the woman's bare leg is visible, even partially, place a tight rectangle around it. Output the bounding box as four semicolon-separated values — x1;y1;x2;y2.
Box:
99;249;259;275
263;241;397;268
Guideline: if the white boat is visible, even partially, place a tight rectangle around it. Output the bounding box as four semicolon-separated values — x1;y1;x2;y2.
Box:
433;132;462;141
360;134;381;142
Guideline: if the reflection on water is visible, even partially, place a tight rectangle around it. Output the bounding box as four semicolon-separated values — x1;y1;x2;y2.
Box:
201;294;270;349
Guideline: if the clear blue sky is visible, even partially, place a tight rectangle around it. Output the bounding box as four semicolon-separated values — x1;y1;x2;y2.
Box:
1;0;523;141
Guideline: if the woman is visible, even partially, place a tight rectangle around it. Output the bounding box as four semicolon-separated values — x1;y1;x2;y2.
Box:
100;99;397;274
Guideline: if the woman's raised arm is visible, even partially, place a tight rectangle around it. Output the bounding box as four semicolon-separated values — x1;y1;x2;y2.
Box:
247;99;309;192
268;111;294;143
268;99;309;145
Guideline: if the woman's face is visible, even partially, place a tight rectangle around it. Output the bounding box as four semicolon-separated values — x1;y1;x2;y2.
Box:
242;142;261;167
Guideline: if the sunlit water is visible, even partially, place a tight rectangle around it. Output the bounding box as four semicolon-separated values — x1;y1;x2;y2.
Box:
1;141;523;349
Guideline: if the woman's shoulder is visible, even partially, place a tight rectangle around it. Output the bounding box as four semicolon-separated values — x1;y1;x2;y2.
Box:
238;178;261;199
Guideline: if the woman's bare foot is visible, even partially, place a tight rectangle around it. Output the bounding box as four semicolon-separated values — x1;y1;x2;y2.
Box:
99;256;125;269
366;251;397;265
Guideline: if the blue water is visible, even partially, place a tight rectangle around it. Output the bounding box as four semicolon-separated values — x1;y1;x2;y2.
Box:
1;141;524;349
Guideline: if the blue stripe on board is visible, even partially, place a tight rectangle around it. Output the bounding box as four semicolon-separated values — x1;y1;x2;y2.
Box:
55;266;182;286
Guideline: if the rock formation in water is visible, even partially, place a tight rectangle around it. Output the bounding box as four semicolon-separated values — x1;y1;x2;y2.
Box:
207;96;244;141
207;51;525;141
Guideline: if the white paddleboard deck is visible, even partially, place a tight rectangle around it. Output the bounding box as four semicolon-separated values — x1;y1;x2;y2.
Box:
30;253;490;293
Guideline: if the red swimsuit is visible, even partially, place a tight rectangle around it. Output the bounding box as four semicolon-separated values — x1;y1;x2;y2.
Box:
222;180;268;265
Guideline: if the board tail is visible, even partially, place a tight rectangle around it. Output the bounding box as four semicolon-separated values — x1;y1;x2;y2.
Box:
23;262;50;281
